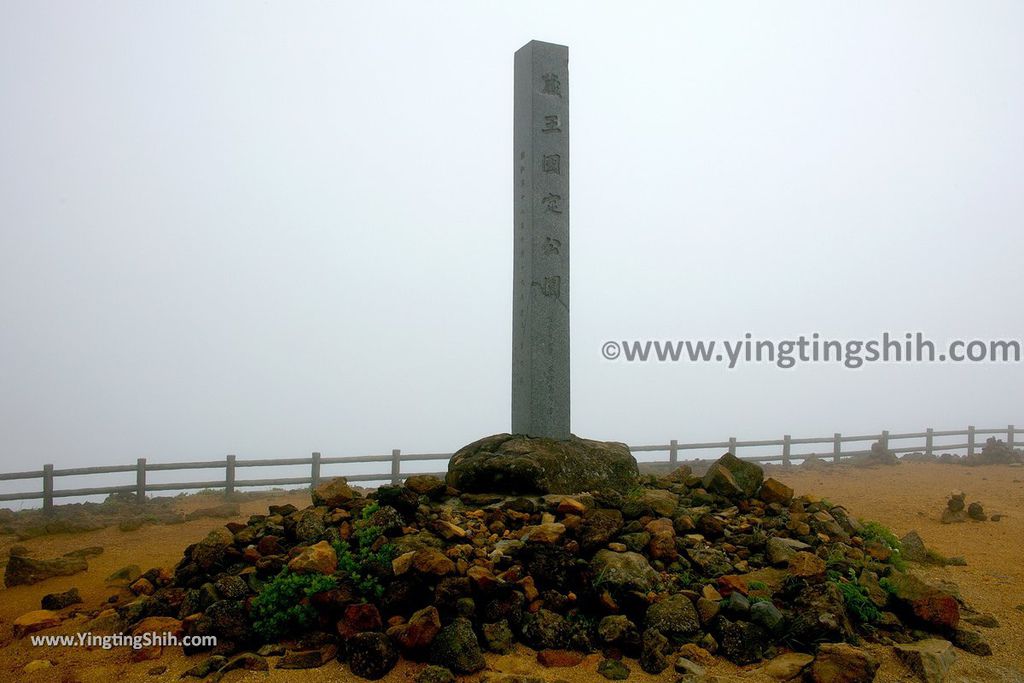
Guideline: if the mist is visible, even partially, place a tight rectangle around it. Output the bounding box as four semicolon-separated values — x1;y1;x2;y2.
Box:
2;1;1022;488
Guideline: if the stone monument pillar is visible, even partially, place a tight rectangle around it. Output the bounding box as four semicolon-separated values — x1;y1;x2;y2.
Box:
512;40;570;440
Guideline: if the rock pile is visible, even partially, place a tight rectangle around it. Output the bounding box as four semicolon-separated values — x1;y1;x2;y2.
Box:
33;452;1000;682
966;437;1022;466
851;441;899;467
941;492;1000;524
902;437;1023;466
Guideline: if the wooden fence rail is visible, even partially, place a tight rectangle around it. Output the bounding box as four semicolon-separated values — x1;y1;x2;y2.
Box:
0;424;1016;512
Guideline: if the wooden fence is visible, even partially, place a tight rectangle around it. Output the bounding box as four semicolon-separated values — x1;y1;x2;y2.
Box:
0;424;1017;512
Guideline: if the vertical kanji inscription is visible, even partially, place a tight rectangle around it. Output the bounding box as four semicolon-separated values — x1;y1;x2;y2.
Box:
512;40;569;440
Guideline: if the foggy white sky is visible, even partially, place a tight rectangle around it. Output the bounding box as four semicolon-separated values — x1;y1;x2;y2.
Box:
1;1;1022;474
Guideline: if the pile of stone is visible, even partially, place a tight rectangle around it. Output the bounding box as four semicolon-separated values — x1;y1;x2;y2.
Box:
903;437;1023;466
965;438;1022;466
850;441;899;467
941;492;1000;524
21;438;999;683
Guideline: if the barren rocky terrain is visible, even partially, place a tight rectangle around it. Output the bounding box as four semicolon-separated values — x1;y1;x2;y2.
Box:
0;461;1021;683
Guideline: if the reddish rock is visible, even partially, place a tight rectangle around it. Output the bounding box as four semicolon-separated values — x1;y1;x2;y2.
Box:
129;616;183;661
387;605;441;650
519;575;540;602
645;517;678;561
411;548;456;576
537;649;584;667
886;573;960;630
12;610;61;638
467;565;499;592
256;535;283;556
337;603;383;639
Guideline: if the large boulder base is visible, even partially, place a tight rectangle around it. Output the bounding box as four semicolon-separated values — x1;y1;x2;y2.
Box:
446;433;639;494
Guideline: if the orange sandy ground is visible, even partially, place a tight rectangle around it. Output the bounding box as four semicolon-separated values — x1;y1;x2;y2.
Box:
0;463;1022;683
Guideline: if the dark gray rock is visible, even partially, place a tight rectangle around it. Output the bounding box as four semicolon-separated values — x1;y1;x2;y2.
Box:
520;609;571;650
579;508;624;552
686;546;733;577
750;600;784;633
41;587;82;610
597;658;631;680
416;665;456;683
701;452;764;497
446;434;639;495
716;617;768;665
431;617;485;674
482;620;513;653
639;628;672;674
346;632;398;680
591;550;659;595
644;594;700;642
597;615;640;656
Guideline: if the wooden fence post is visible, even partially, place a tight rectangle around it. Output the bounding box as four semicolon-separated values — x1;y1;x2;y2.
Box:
925;428;934;457
967;425;975;457
833;433;841;464
42;464;54;514
391;449;401;485
311;452;321;489
782;435;791;467
668;439;678;466
136;458;147;503
728;437;737;455
1009;425;1016;450
225;454;236;497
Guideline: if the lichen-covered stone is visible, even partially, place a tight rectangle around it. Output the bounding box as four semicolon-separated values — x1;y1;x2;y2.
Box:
446;433;639;494
346;632;398;680
431;617;485;674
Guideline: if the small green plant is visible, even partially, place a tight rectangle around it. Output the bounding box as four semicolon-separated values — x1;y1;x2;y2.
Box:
747;580;768;591
251;570;338;642
860;520;906;569
331;501;397;600
624;484;644;500
878;577;898;596
828;570;880;624
671;566;695;588
860;520;901;550
749;595;771;604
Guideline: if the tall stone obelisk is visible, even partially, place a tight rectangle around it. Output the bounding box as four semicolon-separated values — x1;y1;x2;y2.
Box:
512;40;570;440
